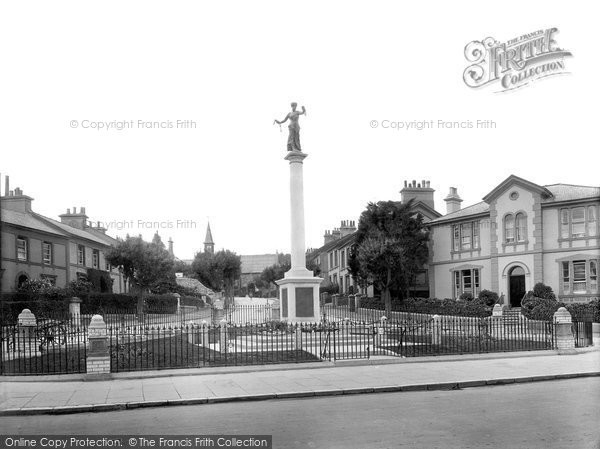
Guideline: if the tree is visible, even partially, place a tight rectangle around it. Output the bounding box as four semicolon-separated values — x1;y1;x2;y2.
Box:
106;234;175;313
259;253;321;297
348;200;429;314
191;249;241;306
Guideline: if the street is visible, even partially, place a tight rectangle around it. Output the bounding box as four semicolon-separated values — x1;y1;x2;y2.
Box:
2;378;599;449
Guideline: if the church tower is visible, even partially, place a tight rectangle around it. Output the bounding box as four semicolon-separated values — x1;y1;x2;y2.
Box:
204;222;215;254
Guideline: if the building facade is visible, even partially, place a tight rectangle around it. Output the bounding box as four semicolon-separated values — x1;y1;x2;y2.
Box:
1;186;126;293
428;175;599;307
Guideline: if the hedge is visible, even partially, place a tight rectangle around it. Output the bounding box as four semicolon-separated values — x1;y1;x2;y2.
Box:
521;296;599;322
359;297;492;318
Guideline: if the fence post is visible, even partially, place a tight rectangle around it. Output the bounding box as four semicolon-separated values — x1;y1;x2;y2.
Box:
87;315;110;375
592;323;600;348
17;309;39;356
553;307;576;355
69;297;82;328
431;315;441;346
491;304;503;339
295;325;302;350
219;319;228;354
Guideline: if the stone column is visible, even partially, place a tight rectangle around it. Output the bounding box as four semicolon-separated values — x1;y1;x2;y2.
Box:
592;323;600;348
348;294;356;312
69;297;82;328
219;319;228;354
491;304;504;339
17;309;39;356
276;151;323;323
87;315;110;375
431;315;442;346
212;299;225;326
553;307;576;355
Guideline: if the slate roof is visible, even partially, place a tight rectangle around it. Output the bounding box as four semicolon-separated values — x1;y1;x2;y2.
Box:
35;214;114;245
1;209;68;236
430;181;600;225
544;184;600;203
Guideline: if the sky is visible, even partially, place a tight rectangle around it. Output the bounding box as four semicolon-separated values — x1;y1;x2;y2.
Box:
1;1;598;260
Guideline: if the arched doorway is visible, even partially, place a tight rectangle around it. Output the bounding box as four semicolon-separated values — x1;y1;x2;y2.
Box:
509;266;526;308
16;274;29;289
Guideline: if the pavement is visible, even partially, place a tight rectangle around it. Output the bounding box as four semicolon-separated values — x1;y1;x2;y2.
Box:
1;349;599;416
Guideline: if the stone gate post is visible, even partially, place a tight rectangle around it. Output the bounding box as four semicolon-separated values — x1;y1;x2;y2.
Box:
87;315;110;375
17;309;39;356
553;307;576;355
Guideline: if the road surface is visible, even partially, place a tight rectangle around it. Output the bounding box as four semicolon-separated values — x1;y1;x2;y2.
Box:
2;378;599;448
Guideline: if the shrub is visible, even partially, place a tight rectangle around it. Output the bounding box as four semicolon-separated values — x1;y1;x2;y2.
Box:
478;290;499;306
180;295;206;308
458;292;474;301
144;294;178;313
359;297;492;317
566;300;600;322
80;293;139;313
520;296;563;321
525;283;556;300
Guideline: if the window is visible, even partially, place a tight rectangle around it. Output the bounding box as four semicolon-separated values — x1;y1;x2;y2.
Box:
106;261;111;271
504;214;515;243
461;223;472;250
571;207;585;238
561;259;599;295
561;209;570;239
334;251;338;267
92;249;99;269
562;262;570;295
452;221;480;251
40;274;57;286
42;242;52;265
17;237;28;261
504;213;527;244
588;206;597;237
572;261;586;293
453;268;480;298
78;245;85;266
341;250;346;269
453;225;460;251
516;213;527;242
561;206;598;239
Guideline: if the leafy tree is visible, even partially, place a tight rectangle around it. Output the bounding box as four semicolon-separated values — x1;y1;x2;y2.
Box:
348;200;429;314
106;234;175;313
191;249;241;306
260;253;321;294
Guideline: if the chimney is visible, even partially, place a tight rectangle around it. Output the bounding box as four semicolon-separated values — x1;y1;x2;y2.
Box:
339;219;357;237
400;179;435;210
168;237;174;256
59;206;89;229
4;175;8;197
444;187;463;214
1;186;34;213
323;230;335;245
331;228;341;240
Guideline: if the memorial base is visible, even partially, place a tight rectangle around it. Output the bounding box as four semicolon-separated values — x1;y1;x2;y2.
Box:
276;275;323;323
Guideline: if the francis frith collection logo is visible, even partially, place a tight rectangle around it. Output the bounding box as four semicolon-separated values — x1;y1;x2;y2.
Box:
463;28;572;92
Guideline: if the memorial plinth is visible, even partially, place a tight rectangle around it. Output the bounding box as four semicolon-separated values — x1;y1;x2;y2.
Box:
276;151;323;323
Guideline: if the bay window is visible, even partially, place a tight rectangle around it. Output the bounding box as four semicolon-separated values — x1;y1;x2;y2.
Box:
453;268;480;298
561;259;600;295
560;205;599;239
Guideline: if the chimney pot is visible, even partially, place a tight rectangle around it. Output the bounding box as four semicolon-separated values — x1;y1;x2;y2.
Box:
417;183;421;188
67;208;71;214
9;190;14;196
73;207;77;214
4;175;9;197
422;179;426;187
404;180;407;188
81;207;86;214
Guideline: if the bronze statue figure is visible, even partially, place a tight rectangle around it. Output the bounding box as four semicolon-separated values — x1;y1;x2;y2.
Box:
274;102;306;152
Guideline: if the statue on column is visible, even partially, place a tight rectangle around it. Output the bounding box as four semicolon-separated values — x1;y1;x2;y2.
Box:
274;102;306;152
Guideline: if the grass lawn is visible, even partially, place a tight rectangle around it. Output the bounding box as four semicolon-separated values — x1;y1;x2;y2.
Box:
1;348;87;375
110;335;320;372
381;334;553;357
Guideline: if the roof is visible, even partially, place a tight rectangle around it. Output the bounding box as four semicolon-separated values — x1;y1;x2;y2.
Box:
1;209;68;237
204;222;214;245
429;201;490;224
543;184;600;203
175;277;214;296
482;175;553;203
240;254;279;274
430;179;600;225
35;214;114;246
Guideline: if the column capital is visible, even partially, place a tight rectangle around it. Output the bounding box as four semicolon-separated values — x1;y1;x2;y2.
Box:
284;151;308;163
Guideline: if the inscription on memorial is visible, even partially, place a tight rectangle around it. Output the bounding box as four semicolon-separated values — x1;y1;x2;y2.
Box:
295;287;314;317
282;288;288;318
